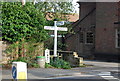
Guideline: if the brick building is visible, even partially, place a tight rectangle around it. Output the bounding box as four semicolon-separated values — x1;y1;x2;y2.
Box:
65;2;120;61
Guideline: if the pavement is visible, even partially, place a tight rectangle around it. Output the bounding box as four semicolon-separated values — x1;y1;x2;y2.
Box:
84;60;119;67
2;60;120;80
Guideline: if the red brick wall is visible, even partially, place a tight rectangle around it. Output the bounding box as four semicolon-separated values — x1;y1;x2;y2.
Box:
65;34;78;51
65;2;96;58
118;2;120;21
80;2;96;19
95;2;119;54
65;2;120;60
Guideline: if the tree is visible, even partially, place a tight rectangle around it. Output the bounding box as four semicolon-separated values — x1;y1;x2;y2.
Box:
1;2;49;60
1;2;49;43
34;2;75;50
35;1;75;21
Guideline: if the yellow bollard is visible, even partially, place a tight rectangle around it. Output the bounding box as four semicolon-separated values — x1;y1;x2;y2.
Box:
18;72;27;79
12;62;27;81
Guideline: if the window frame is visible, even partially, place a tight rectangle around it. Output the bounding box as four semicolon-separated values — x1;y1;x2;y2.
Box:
116;29;120;48
85;31;94;44
79;32;84;43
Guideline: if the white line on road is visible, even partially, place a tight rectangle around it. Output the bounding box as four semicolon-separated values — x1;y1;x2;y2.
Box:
98;72;120;81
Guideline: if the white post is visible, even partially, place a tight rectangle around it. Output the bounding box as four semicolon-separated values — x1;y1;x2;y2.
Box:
45;49;50;63
54;21;57;57
44;21;67;59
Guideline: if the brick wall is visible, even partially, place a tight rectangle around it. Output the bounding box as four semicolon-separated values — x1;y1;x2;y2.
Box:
95;2;118;54
79;2;96;19
65;2;96;59
65;2;120;61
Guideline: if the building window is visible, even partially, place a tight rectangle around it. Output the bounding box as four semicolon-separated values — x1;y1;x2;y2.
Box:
116;29;120;48
79;32;84;43
85;32;94;44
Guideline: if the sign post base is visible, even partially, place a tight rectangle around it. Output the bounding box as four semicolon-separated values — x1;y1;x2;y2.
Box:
53;57;58;62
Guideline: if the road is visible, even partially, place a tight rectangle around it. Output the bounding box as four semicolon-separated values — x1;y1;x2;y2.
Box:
2;60;120;81
49;67;120;81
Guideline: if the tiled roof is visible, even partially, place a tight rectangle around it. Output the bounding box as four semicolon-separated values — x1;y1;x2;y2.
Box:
46;13;79;22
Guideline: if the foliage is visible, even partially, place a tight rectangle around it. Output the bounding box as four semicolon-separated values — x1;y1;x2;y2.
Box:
2;63;11;69
4;42;19;58
1;2;49;64
1;2;49;43
50;58;71;69
35;2;75;21
9;56;39;68
44;20;70;50
1;2;74;68
4;40;44;68
57;41;66;50
45;63;54;68
10;57;28;63
29;62;39;68
45;40;66;50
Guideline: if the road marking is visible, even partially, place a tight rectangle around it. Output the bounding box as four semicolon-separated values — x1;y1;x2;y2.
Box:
98;72;120;80
98;72;111;76
101;76;118;79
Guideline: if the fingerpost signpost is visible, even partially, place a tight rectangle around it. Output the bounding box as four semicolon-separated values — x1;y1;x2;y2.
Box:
44;21;68;60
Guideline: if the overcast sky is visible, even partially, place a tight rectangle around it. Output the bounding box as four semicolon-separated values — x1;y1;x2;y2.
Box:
72;0;79;14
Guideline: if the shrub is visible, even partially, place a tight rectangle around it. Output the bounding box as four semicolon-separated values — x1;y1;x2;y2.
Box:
50;58;71;69
10;57;38;68
30;63;39;68
45;63;54;68
10;57;28;63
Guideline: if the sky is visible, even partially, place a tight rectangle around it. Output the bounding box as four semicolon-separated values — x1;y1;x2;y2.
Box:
21;0;80;14
72;0;79;14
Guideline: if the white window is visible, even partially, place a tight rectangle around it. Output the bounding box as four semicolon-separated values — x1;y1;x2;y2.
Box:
85;32;94;44
116;29;120;48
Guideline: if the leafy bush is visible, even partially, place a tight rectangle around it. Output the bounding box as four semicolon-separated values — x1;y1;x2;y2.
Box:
45;63;54;68
10;57;27;63
2;2;49;43
10;57;38;68
1;2;49;67
50;58;71;69
30;63;39;68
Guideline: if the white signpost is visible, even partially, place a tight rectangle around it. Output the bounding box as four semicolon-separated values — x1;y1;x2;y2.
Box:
50;35;64;38
44;26;67;31
45;49;50;63
44;21;68;58
56;21;64;26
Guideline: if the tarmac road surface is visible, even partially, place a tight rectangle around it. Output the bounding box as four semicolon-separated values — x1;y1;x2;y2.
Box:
2;60;120;81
